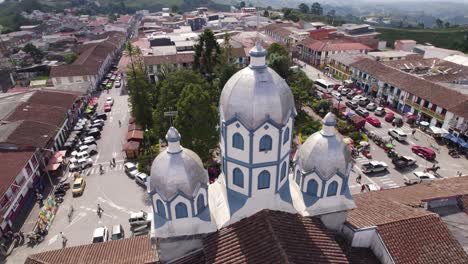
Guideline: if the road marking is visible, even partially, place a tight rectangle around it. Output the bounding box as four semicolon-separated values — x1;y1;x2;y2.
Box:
408;140;416;145
48;234;58;245
354;166;379;186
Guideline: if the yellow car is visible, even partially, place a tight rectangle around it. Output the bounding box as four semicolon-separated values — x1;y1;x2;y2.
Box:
72;177;86;197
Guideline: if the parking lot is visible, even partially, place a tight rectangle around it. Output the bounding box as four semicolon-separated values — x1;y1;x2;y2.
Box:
8;73;151;263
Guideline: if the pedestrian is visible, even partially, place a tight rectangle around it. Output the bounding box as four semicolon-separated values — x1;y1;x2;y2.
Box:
110;159;113;169
112;157;116;167
356;174;362;184
412;129;416;137
118;120;121;127
97;204;103;218
60;232;67;248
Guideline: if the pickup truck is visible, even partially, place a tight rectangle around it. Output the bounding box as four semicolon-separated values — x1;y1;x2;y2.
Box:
361;161;388;174
392;156;416;169
129;211;153;236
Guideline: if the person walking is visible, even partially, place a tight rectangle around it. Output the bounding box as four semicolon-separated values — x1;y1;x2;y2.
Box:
60;232;68;248
118;120;121;128
412;129;416;137
112;158;116;168
97;204;103;218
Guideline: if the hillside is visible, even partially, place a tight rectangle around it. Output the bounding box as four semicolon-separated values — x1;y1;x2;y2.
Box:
376;26;468;53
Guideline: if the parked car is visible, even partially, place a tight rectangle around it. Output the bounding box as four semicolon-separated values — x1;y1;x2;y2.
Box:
86;129;101;139
346;91;357;100
361;161;388;174
89;123;103;131
111;224;125;240
352;95;364;102
366;103;377;111
115;81;121;88
411;146;436;161
340;88;350;95
375;107;386;116
106;97;114;106
70;151;90;164
358;97;370;106
384;112;395;122
366;116;381;127
355;108;369;117
72;177;86;196
361;183;380;192
124;162;139;178
92;227;109;243
91;119;105;126
69;158;93;171
135;172;148;186
392;117;403;127
93;113;107;121
331;91;342;100
346;101;358;110
104;104;112;112
129;211;152;236
404;171;436;185
392;156;416;169
388;128;407;141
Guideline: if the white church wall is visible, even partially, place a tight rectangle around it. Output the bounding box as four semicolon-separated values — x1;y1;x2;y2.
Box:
280;117;293;158
226;122;250;163
225;161;249;196
252;124;279;164
278;160;289;189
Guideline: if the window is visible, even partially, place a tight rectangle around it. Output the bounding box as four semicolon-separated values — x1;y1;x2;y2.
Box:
25;162;33;177
31;154;38;168
232;133;244;150
327;181;338;197
156;200;166;218
295;170;301;185
197;195;205;213
258;171;270;190
280;162;287;181
175;202;188;219
259;135;272;152
306;180;319;197
233;168;244;188
283;128;290;144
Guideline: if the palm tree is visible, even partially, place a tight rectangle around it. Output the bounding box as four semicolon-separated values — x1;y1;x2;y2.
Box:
123;41;142;82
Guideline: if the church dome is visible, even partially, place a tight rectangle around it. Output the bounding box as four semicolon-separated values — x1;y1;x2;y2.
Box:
219;42;296;130
149;127;208;200
296;113;351;179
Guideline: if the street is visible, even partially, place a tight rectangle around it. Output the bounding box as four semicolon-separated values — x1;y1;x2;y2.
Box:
8;78;151;263
296;60;468;194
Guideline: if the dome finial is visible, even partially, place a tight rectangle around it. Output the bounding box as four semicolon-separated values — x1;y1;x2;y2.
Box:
166;127;182;154
249;41;267;69
321;112;336;137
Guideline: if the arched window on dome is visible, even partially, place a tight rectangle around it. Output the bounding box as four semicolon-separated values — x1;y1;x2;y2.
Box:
283;127;290;144
196;194;205;214
175;202;188;219
295;170;301;185
258;170;270;189
232;133;244;150
280;162;287;181
156;200;166;219
327;181;339;197
259;135;272;152
233;168;244;188
306;180;319;197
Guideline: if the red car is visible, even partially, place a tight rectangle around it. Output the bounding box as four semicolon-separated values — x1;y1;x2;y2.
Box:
104;103;112;112
411;146;436;161
384;112;395;122
366;116;381;127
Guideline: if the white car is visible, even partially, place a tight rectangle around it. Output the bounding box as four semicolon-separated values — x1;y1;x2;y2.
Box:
366;103;377;111
92;226;109;243
124;162;139;178
331;91;342;100
135;172;148;186
106;97;114;106
362;183;380;192
69;158;93;171
405;171;436;185
388;128;408;141
70;151;90;163
352;95;364;102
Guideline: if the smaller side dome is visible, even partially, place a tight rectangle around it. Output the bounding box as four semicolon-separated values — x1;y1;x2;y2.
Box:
149;127;208;200
296;113;351;179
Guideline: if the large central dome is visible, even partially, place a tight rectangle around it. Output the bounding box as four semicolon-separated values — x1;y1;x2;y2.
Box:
219;43;296;130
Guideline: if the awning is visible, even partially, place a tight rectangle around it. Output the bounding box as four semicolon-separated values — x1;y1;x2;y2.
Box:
46;163;61;171
123;141;140;151
429;126;449;135
128;123;143;131
126;130;144;141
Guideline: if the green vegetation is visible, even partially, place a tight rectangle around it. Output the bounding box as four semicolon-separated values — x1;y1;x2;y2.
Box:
64;52;78;64
22;43;44;63
376;26;468;53
0;0;41;32
193;28;221;79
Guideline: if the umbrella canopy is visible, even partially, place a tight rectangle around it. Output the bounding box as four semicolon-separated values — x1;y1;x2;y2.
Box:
419;121;429;127
360;141;369;146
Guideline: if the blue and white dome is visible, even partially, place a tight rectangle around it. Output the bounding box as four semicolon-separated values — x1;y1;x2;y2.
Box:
296;113;351;179
219;43;296;130
149;127;208;201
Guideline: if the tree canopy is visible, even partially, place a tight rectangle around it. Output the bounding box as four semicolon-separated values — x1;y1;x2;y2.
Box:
22;43;44;63
267;43;291;79
298;3;309;14
193;29;221;78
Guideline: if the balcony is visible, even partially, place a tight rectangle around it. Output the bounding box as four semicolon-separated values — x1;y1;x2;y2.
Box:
405;99;444;121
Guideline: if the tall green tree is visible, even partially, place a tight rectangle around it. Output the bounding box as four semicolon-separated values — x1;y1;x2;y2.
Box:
267;43;291;79
310;2;323;16
215;33;238;90
298;3;309;14
22;43;44;63
175;84;218;161
127;67;153;129
288;71;313;109
435;18;443;28
152;70;210;137
193;29;220;78
263;10;270;17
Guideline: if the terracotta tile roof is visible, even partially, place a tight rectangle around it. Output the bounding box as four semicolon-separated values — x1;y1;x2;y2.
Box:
0;151;34;199
351;58;468;118
5;102;67;128
303;39;371;52
336;236;380;264
26;90;79;109
202;210;350;264
25;235;158;264
348;177;468;228
143;53;194;66
171;250;205;264
0;120;56;148
378;215;468;264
